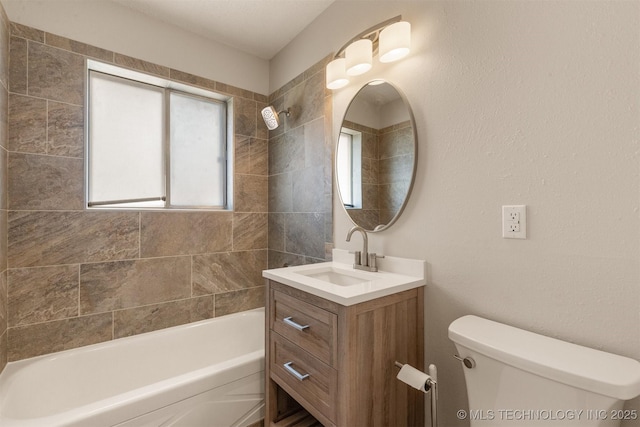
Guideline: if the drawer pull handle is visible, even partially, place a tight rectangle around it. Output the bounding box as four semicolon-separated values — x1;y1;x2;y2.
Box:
284;362;310;381
283;316;310;331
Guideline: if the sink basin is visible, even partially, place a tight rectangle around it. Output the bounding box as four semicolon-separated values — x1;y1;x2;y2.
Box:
262;249;426;306
296;266;369;286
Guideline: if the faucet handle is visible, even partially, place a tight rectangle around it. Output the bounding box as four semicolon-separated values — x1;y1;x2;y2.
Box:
367;253;385;271
349;250;362;266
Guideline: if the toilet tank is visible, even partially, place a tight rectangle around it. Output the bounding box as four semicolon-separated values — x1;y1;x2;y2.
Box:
448;315;640;427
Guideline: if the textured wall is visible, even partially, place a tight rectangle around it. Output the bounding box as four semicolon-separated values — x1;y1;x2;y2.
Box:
0;3;8;373
267;58;333;268
6;23;269;361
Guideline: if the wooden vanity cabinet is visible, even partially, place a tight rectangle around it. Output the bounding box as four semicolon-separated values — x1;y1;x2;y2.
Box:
265;279;425;427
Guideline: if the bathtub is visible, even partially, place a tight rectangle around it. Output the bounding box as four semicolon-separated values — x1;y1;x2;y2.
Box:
0;308;265;427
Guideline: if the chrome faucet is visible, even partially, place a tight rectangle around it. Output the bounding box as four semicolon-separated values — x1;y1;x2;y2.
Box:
346;225;383;272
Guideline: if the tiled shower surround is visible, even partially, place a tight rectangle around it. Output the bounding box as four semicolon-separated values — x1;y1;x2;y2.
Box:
4;22;274;363
267;59;333;269
0;16;333;366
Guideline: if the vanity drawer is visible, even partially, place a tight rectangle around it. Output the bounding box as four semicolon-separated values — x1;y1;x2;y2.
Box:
270;332;337;423
270;290;337;366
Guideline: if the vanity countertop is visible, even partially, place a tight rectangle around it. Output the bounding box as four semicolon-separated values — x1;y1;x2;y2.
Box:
262;249;426;306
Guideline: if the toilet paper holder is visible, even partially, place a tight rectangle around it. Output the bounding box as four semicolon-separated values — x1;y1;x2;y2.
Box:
395;361;438;427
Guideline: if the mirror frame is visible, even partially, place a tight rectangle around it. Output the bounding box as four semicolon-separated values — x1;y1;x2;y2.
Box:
335;80;418;232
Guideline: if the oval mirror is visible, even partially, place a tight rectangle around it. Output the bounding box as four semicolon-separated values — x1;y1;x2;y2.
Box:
336;81;417;232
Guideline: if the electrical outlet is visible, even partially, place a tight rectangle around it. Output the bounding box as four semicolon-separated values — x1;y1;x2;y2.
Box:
502;205;526;239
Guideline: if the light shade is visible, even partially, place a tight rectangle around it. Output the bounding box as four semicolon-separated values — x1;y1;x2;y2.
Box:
326;58;349;90
379;21;411;63
345;39;372;76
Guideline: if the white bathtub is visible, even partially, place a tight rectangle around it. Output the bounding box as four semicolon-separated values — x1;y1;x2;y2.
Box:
0;308;265;427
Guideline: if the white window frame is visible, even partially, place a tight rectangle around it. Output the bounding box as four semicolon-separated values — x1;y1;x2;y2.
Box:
85;60;234;211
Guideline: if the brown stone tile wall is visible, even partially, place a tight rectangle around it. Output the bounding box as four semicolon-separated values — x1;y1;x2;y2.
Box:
267;57;333;268
378;120;414;224
0;4;9;373
5;23;269;362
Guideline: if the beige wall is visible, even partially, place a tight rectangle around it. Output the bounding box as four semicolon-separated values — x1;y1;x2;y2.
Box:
273;1;640;426
5;23;268;362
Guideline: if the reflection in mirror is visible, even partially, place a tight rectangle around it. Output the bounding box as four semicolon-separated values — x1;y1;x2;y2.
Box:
336;81;416;232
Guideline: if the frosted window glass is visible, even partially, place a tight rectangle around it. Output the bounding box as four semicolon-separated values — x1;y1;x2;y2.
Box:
169;93;226;207
89;72;164;206
87;63;230;211
337;132;354;206
337;130;362;209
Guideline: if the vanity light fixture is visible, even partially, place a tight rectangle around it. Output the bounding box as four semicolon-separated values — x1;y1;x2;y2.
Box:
326;15;411;90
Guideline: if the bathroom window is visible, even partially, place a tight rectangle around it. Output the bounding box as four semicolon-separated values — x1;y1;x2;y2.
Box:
337;129;362;209
86;61;232;210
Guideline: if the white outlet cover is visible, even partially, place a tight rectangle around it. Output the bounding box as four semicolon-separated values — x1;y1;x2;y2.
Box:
502;205;527;239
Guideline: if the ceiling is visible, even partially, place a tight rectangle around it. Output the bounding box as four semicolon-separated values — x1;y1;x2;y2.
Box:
111;0;335;60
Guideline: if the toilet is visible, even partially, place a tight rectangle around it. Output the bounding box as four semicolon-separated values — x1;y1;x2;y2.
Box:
448;315;640;426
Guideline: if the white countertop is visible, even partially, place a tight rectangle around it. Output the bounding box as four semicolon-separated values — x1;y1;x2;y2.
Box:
262;249;426;306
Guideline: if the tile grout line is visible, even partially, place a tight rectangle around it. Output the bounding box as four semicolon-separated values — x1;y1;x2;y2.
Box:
77;264;80;321
25;40;28;96
45;99;48;155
